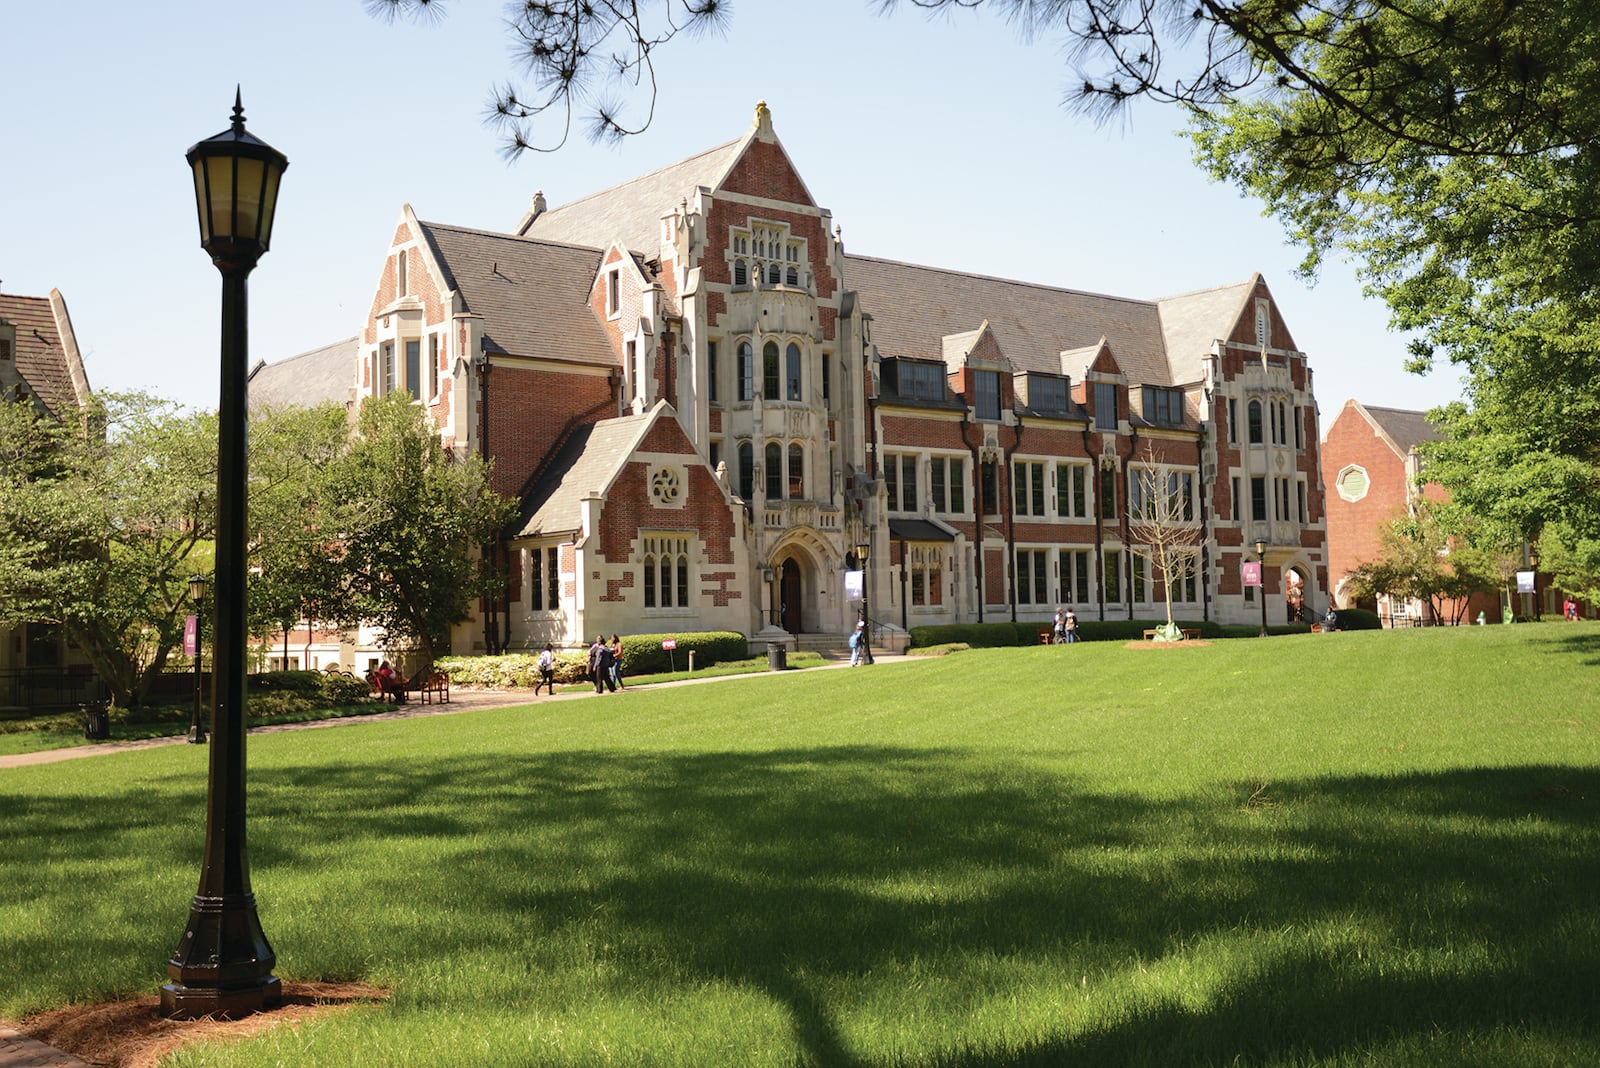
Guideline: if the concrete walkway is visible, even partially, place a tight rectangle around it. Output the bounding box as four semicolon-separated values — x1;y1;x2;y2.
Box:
0;654;910;770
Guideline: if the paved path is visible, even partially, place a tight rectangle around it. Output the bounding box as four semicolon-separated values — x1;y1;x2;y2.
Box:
0;655;909;771
0;1026;92;1068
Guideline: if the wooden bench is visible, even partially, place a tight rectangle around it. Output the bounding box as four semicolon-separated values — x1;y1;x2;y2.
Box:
1038;627;1053;645
1310;623;1323;633
1143;628;1201;641
417;671;450;704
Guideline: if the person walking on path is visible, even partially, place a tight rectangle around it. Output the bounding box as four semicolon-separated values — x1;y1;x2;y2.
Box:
848;620;865;666
590;636;616;694
535;643;556;696
609;634;625;690
1062;606;1079;643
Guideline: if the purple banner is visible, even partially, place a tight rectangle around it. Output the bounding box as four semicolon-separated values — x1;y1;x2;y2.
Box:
184;614;198;656
1241;561;1262;588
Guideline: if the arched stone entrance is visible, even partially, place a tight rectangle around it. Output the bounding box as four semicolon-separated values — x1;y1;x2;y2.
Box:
768;529;835;634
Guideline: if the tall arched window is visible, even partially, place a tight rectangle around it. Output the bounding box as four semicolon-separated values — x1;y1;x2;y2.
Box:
763;341;781;399
788;443;804;499
1248;399;1264;444
765;442;782;500
786;342;802;401
642;553;656;608
397;249;408;296
734;260;748;286
738;442;754;500
737;341;754;401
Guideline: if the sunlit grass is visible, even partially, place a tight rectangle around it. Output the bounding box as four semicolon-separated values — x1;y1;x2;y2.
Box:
4;623;1598;1065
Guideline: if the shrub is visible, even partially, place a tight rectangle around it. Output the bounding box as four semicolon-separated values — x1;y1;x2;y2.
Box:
1332;608;1382;630
249;670;324;695
317;672;372;705
438;633;749;688
908;624;1021;649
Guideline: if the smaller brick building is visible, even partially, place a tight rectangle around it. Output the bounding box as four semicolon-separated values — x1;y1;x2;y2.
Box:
1321;399;1501;624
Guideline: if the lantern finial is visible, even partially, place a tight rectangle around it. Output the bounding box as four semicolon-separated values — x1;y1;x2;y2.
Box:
232;86;245;132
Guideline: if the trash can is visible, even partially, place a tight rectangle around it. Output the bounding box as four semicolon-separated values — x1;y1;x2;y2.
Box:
767;642;787;671
81;701;111;741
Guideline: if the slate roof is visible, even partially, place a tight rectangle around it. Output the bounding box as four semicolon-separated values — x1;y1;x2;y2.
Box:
0;291;91;418
1155;280;1257;386
248;337;358;410
418;222;616;366
517;138;746;254
843;254;1176;389
1362;403;1440;455
512;407;661;539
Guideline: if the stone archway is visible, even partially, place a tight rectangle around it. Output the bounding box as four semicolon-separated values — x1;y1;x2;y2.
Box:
1285;564;1315;623
768;530;834;635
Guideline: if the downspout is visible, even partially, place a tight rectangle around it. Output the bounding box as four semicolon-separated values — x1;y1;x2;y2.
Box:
961;415;984;624
1197;424;1211;623
1004;421;1024;623
899;533;909;633
1123;425;1139;618
1085;426;1102;621
476;348;501;656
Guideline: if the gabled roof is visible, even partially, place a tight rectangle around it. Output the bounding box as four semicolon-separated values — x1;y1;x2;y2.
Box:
249;337;357;410
0;290;91;418
1359;402;1440;456
517;138;745;254
418;222;616;366
843;254;1174;388
1155;278;1259;385
512;405;664;539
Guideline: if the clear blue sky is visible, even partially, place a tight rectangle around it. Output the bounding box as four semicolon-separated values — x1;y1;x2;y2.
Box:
3;1;1461;421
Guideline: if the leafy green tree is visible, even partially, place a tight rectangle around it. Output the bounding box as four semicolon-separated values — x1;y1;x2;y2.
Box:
1343;500;1497;626
247;403;356;654
0;393;215;708
326;394;517;670
1535;522;1600;607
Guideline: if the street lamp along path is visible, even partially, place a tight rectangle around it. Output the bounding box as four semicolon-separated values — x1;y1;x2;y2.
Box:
161;90;286;1021
186;574;207;745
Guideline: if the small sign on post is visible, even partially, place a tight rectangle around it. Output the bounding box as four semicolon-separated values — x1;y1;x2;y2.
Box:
662;637;677;672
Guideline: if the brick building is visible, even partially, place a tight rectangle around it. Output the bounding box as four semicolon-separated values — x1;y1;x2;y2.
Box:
344;102;1330;653
1321;398;1503;624
0;288;96;693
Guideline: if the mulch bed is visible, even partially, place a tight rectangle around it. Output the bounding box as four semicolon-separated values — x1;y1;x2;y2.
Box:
14;982;388;1068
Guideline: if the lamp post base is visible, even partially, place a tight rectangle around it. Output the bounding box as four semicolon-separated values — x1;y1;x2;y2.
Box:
187;724;207;744
160;975;281;1020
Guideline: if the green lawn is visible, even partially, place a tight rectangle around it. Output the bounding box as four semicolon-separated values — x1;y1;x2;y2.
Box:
3;624;1598;1066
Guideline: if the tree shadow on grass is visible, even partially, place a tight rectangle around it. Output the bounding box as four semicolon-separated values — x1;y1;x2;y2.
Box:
5;751;1598;1064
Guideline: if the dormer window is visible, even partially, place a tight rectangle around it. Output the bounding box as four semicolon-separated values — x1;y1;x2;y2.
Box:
973;369;1001;421
1018;372;1068;415
1093;382;1118;430
887;358;946;402
1142;386;1184;426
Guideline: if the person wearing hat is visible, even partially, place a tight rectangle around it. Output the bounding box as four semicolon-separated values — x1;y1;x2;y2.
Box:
848;619;866;666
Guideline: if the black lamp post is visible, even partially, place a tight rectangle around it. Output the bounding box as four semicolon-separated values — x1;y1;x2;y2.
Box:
187;574;208;745
856;538;874;665
162;90;286;1020
1255;539;1270;638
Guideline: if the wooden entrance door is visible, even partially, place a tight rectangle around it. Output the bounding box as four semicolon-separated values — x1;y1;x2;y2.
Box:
781;559;802;633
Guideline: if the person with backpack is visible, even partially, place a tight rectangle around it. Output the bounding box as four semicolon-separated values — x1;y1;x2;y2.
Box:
590;636;616;694
1063;606;1079;643
535;642;556;696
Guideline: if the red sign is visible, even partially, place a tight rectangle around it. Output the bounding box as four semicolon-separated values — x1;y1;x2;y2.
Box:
662;639;678;650
183;614;198;656
1241;561;1262;588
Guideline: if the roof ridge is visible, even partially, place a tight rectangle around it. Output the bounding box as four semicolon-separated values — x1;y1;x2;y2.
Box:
1154;278;1257;302
537;137;744;217
844;252;1158;308
418;219;603;255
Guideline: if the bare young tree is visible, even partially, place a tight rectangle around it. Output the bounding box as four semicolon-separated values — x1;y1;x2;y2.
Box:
1126;444;1203;637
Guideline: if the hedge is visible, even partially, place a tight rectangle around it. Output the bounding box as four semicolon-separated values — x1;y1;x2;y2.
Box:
438;631;750;688
1331;607;1382;630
